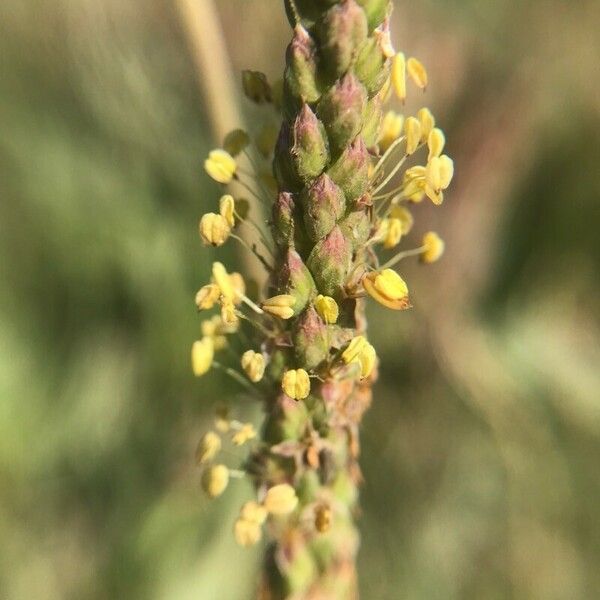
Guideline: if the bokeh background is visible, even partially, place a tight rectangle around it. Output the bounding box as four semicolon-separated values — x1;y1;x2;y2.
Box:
1;0;599;598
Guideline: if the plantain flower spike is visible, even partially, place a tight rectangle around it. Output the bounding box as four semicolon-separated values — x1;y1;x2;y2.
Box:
195;431;221;465
191;337;214;376
262;294;296;319
314;294;339;324
363;269;411;310
199;213;231;247
421;231;445;264
281;368;310;401
263;483;298;515
204;149;237;184
202;464;230;498
241;350;266;383
407;57;428;89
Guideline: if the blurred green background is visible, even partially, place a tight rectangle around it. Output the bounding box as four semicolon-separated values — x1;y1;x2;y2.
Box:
1;0;599;598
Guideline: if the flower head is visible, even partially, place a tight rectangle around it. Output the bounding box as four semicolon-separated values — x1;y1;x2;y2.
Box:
204;149;237;184
281;368;310;400
363;269;411;310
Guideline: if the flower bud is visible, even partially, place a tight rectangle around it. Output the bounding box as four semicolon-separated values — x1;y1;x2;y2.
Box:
301;174;346;242
263;483;299;515
291;104;330;183
407;57;428;89
391;52;406;102
202;464;229;498
354;35;388;96
317;73;367;151
195;431;221;465
327;137;369;201
314;294;339;324
276;249;316;315
272;191;297;248
338;209;371;251
240;501;267;525
361;95;384;149
273;123;301;191
191;337;214;376
293;306;329;370
199;213;231;246
427;127;445;160
234;518;262;547
357;0;389;30
378;110;404;152
404;116;422;155
204;149;236;184
282;369;311;401
262;295;296;320
284;25;320;103
232;423;257;446
195;284;220;310
317;0;368;77
241;70;272;103
307;226;352;297
363;269;411;310
241;350;266;382
417;108;435;140
315;504;332;533
421;231;445;264
222;129;249;156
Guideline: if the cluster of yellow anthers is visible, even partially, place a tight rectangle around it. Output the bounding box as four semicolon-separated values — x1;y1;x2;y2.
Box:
192;41;451;549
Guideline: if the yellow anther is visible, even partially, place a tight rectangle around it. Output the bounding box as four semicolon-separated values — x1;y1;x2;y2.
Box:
363;269;411;311
229;272;246;306
404;117;422;155
407;57;428;89
417;107;435;140
241;350;266;383
281;368;310;400
263;483;299;515
211;262;235;301
342;335;369;365
204;149;237;184
314;295;339;324
219;194;236;227
220;298;239;327
383;218;403;249
421;231;445;264
234;518;262;547
240;501;267;525
389;205;414;234
358;342;377;379
201;464;229;498
427;127;445;160
191;337;214;376
391;52;406;102
232;423;257;446
262;295;296;319
199;213;231;247
378;111;404;153
195;283;220;310
195;431;221;465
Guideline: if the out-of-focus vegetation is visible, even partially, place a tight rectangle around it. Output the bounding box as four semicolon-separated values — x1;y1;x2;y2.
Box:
0;0;599;598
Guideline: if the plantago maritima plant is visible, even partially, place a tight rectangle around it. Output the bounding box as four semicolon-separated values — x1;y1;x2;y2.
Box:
193;1;452;597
